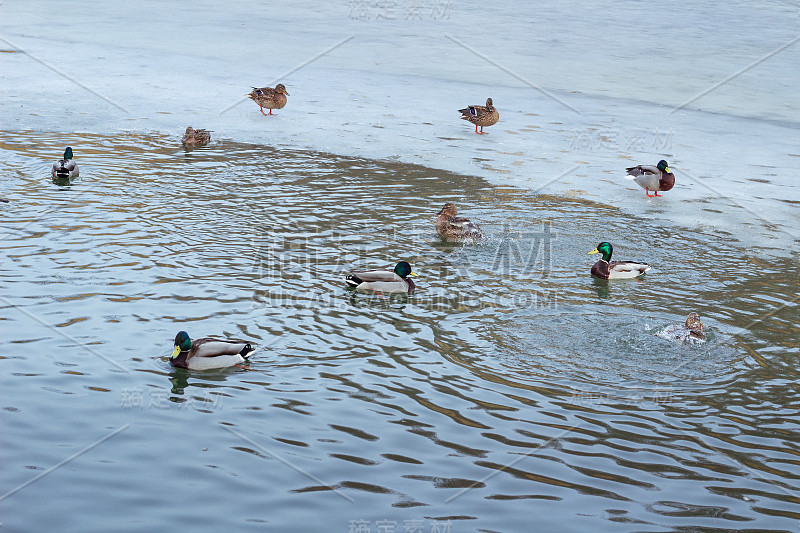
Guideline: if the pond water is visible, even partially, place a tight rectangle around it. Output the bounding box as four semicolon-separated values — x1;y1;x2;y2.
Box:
1;131;798;532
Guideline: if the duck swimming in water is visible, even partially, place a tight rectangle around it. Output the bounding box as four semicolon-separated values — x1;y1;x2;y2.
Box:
435;202;483;242
52;147;79;180
170;331;255;370
181;126;211;147
345;261;417;294
588;242;651;280
656;313;706;344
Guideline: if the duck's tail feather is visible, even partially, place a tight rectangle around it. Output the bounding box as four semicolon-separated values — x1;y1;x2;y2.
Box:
54;164;70;179
345;274;363;287
458;107;477;117
239;343;255;358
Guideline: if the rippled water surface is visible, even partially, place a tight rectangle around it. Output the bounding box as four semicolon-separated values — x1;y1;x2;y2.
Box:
1;131;798;532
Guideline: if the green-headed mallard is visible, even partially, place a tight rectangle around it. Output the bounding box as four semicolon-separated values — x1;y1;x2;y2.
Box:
656;312;706;344
182;126;211;147
588;242;651;279
52;147;79;180
170;331;255;370
345;261;417;294
436;202;483;242
625;160;675;197
246;84;289;116
458;98;499;135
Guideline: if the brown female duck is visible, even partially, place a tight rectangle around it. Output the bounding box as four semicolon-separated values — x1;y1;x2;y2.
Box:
656;313;706;343
458;98;499;134
246;84;290;115
435;202;483;242
181;127;211;147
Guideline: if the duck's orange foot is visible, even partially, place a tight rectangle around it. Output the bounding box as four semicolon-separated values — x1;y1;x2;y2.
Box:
645;188;656;197
259;106;267;116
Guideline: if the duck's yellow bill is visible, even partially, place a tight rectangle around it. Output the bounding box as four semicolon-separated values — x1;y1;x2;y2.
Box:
409;271;418;277
588;248;599;255
664;167;671;173
170;345;181;358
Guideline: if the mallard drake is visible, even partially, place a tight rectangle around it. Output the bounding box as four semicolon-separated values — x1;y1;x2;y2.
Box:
436;202;483;242
170;331;255;370
246;84;289;115
588;242;651;279
656;312;706;344
458;98;499;134
625;160;675;197
182;126;211;147
345;261;417;294
52;147;79;180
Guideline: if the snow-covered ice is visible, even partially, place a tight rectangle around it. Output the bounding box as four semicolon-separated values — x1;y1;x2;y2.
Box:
1;0;798;256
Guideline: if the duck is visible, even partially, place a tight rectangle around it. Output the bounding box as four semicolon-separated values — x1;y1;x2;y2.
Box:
436;202;483;242
52;147;79;180
246;83;289;115
656;312;706;344
588;242;651;279
458;98;499;134
625;160;675;197
345;261;417;294
182;126;211;147
170;331;255;370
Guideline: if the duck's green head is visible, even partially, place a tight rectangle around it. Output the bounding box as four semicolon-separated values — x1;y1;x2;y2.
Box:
275;83;290;96
588;242;613;262
394;261;417;279
172;331;191;358
63;147;74;160
657;160;670;173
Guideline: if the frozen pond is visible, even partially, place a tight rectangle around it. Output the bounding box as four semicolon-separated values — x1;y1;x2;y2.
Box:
1;0;798;254
1;1;799;531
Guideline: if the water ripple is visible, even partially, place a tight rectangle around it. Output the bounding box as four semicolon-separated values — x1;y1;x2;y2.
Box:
1;130;798;531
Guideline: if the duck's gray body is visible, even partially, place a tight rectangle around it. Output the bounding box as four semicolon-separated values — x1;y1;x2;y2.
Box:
171;337;255;370
625;162;675;194
346;269;415;294
52;158;79;180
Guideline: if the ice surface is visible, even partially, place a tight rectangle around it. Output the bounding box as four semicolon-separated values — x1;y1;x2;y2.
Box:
1;0;798;256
